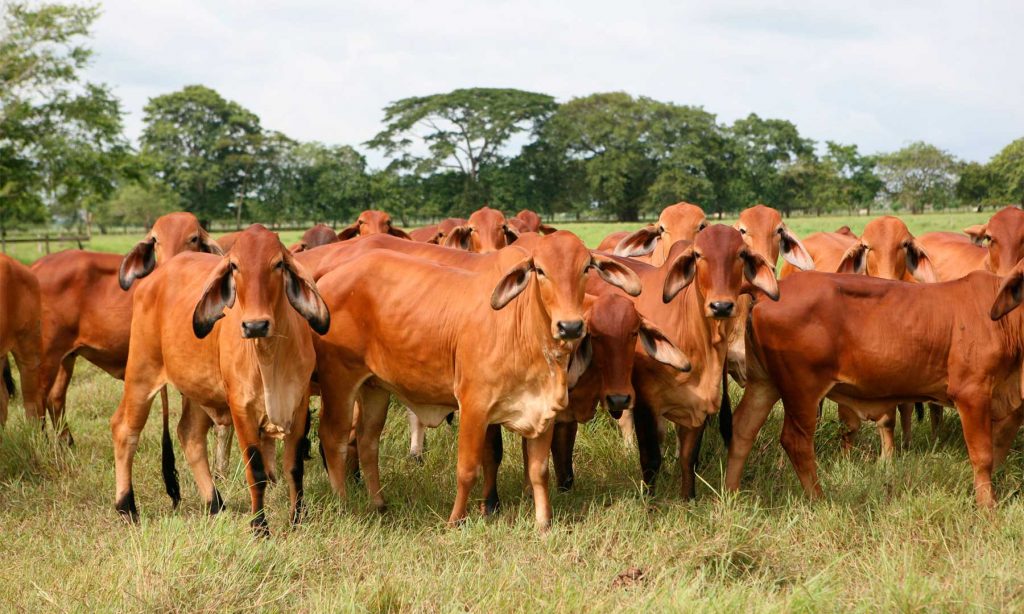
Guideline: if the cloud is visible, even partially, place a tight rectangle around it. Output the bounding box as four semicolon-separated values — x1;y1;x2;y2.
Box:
85;0;1024;166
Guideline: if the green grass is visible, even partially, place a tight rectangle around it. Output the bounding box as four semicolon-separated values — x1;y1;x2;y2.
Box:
2;210;1019;612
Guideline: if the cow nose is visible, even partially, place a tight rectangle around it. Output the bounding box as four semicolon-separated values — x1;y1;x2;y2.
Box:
241;319;271;338
605;394;632;413
556;320;584;340
709;301;735;318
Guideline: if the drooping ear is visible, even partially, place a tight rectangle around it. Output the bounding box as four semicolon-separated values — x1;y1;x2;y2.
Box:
539;223;557;235
991;269;1024;320
964;224;986;246
779;227;815;271
282;253;331;335
192;258;236;339
741;251;780;300
198;228;224;255
614;226;662;257
503;224;520;245
118;237;157;290
638;317;690;371
566;336;593;389
387;225;412;240
591;253;642;296
490;257;534;310
443;226;474;251
837;243;868;275
662;247;697;303
905;239;937;283
288;241;308;253
336;221;361;241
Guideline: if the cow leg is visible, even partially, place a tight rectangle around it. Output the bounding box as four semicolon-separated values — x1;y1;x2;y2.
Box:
283;400;309;526
316;363;358;500
346;399;361;480
929;403;943;440
778;392;824;499
408;408;427;462
233;418;270;536
632;401;663;494
954;394;995;508
213;423;234;478
876;409;897;460
617;411;637;449
45;354;76;444
992;406;1024;469
837;404;860;453
677;423;706;500
448;407;489;526
110;382;159;522
12;330;44;422
480;424;503;515
551;422;578;492
260;434;278;484
725;380;780;491
355;386;389;511
176;397;224;514
525;425;555;529
898;403;914;451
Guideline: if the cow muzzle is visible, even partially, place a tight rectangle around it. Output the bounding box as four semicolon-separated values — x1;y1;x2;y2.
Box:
556;319;585;340
605;394;632;416
707;301;735;319
242;319;271;338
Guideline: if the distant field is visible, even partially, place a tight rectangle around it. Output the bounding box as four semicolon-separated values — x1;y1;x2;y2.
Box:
3;208;1023;611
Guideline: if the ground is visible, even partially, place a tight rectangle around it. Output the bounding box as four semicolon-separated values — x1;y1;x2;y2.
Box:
3;211;1023;612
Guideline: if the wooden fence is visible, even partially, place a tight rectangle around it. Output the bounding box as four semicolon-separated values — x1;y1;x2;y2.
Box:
0;234;89;255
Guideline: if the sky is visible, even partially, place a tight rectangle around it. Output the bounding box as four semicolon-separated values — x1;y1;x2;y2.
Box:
84;0;1024;167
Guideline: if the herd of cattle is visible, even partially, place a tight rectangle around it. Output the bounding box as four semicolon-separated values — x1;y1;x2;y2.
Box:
2;202;1024;533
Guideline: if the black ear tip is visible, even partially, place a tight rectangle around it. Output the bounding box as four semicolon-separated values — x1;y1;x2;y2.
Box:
118;275;133;291
312;315;330;335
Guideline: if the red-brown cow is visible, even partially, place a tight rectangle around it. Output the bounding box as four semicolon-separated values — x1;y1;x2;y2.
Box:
0;254;43;425
508;209;557;235
408;218;468;244
111;225;329;533
337;210;412;240
312;231;641;528
289;223;340;253
598;202;708;266
444;206;520;253
726;267;1024;508
916;206;1024;280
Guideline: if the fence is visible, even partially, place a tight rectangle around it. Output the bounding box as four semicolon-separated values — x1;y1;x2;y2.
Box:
0;233;89;255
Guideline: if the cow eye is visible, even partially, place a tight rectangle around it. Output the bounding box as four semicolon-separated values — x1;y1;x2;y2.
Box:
738;228;747;235
985;234;994;243
189;235;199;243
229;262;238;272
698;222;708;231
275;261;285;270
776;227;784;235
536;268;546;277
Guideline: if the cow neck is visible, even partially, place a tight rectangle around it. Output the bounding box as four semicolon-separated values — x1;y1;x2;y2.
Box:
502;274;572;389
669;276;730;410
245;297;306;435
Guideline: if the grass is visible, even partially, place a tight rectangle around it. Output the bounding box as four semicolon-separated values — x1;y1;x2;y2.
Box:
1;210;1020;612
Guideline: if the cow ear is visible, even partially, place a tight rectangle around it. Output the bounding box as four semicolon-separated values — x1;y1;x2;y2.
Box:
282;253;330;334
503;224;520;245
566;336;593;389
837;243;868;275
591;253;641;296
835;225;857;238
337;221;361;241
539;223;557;235
742;251;780;300
614;226;661;257
199;229;223;255
779;227;814;271
991;269;1024;320
387;225;412;240
638;317;690;371
289;241;308;253
443;226;474;251
905;239;937;283
119;237;157;290
490;258;533;310
663;247;697;303
964;224;986;246
192;258;236;339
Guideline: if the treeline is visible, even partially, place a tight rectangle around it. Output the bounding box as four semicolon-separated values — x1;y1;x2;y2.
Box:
2;3;1024;234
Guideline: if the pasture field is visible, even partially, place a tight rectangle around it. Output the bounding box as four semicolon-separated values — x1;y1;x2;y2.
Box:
3;210;1024;612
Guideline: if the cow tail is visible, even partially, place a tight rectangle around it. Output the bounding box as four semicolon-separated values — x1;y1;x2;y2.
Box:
2;356;15;398
718;363;733;448
160;387;182;508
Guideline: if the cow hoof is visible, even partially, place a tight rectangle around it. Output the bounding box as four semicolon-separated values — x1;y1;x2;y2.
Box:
447;517;467;528
409;453;424;465
115;489;139;524
251;517;270;538
209;489;226;515
482;495;501;516
372;501;388;514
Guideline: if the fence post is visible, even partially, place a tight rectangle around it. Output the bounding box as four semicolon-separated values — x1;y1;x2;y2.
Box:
44;234;50;254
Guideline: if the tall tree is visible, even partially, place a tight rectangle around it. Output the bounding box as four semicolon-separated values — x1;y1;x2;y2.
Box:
728;114;814;214
957;161;999;210
366;88;556;211
988;138;1024;205
877;142;959;213
822;141;882;214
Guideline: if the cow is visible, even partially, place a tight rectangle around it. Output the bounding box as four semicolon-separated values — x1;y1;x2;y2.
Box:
31;212;220;442
588;225;780;498
598;202;708;266
778;215;937;456
508;209;557;235
289;223;340;253
0;254;43;426
726;267;1024;509
110;225;329;534
337;209;412;240
443;206;520;253
311;231;641;528
409;218;468;244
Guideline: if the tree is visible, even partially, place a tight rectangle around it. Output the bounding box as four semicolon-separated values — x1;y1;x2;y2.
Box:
141;85;262;223
366;88;556;211
877;142;959;213
96;181;176;232
822;142;882;214
0;2;129;235
957;161;999;210
727;114;815;215
988;138;1024;205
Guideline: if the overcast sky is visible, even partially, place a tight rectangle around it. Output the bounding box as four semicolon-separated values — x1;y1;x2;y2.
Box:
85;0;1023;167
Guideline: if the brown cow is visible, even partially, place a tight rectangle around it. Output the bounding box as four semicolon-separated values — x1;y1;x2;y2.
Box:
916;206;1024;280
110;225;329;532
588;225;780;498
508;209;557;235
409;218;468;244
32;212;220;440
289;223;340;253
0;254;43;425
443;206;520;253
337;209;412;240
312;231;641;528
726;268;1024;508
600;202;708;266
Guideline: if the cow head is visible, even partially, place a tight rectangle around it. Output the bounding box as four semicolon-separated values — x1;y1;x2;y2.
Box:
291;223;340;253
836;216;936;283
119;212;222;290
976;206;1024;276
428;218;468;244
192;225;329;340
663;225;779;318
444;206;519;253
614;202;708;265
514;209;557;234
337;210;411;241
490;231;641;341
735;204;813;271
